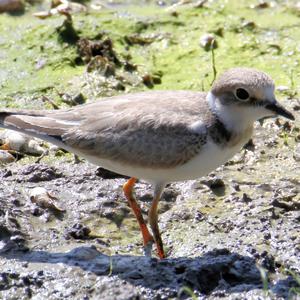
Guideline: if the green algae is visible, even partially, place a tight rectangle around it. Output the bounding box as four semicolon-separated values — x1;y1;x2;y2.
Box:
1;0;300;108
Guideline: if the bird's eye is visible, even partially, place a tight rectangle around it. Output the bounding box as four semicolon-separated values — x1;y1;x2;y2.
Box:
235;88;249;101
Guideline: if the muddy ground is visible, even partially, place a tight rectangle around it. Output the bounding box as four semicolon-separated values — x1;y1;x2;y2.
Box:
1;0;300;299
0;117;299;299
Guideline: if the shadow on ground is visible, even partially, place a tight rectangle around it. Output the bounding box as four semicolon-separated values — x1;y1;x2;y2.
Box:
2;246;265;297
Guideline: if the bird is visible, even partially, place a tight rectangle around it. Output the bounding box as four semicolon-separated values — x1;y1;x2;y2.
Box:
0;67;295;259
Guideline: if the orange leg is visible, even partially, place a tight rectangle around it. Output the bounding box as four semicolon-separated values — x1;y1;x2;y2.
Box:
148;183;166;259
123;178;154;253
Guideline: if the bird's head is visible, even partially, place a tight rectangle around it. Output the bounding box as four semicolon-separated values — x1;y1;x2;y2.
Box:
209;68;294;130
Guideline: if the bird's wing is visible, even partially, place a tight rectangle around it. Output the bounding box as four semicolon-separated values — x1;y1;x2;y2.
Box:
0;91;213;168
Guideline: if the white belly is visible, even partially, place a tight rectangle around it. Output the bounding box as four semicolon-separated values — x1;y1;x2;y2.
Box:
78;139;243;183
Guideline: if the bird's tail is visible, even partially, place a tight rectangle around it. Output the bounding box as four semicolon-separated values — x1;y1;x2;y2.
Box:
0;109;71;145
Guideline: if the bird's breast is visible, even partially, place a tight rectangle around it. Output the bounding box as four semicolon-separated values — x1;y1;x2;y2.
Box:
227;125;253;148
171;138;243;181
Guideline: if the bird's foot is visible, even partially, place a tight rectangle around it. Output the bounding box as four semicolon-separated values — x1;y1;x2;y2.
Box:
156;244;165;259
143;240;154;257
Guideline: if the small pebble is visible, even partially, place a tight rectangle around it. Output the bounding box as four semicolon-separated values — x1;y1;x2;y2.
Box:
0;150;15;164
0;0;24;12
29;187;65;212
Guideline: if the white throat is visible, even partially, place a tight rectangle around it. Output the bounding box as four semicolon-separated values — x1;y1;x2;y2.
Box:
207;92;254;132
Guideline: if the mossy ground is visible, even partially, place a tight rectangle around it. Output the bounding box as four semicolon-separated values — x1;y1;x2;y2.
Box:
1;0;300;107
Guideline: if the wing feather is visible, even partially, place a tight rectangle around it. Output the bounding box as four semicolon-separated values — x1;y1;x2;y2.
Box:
0;91;213;168
62;91;213;168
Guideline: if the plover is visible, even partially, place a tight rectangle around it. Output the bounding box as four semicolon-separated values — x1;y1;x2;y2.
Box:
0;68;294;258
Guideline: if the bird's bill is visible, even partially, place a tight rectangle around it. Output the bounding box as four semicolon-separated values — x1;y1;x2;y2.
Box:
265;102;295;120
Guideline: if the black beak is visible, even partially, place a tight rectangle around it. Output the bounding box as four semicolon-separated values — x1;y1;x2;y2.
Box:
265;102;295;120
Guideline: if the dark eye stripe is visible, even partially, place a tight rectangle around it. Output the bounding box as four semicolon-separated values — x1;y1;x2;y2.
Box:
250;98;265;106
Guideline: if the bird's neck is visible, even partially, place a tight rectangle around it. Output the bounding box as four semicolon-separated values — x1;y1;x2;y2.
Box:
206;92;254;148
207;92;254;133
